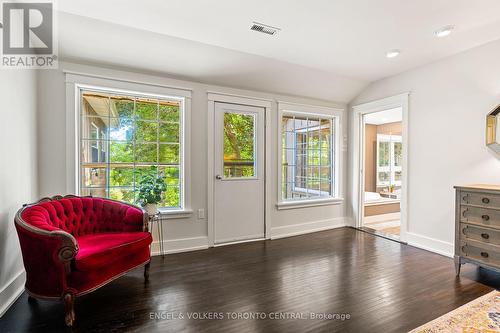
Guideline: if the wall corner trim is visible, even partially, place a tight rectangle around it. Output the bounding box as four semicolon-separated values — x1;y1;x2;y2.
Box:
0;270;25;318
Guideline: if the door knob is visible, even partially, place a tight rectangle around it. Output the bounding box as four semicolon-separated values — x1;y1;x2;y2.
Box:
215;175;222;180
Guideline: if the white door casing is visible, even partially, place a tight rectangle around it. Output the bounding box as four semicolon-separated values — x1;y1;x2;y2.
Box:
351;93;409;242
213;102;265;244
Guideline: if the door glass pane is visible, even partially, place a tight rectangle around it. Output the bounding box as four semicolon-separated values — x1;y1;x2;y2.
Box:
223;112;255;178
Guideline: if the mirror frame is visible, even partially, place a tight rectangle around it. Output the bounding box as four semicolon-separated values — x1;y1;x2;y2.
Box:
486;105;500;153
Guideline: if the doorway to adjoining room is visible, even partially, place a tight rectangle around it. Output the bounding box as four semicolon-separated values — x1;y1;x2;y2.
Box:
361;107;403;240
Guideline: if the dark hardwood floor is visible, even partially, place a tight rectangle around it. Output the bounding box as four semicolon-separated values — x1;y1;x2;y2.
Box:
1;227;499;333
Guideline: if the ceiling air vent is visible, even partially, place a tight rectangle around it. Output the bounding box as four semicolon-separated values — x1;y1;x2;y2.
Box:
250;22;280;36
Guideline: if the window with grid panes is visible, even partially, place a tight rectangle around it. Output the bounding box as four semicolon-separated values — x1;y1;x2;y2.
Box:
281;114;335;201
79;89;183;209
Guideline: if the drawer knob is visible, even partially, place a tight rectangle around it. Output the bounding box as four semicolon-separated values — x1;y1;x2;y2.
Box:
481;252;489;258
482;215;490;221
482;197;490;204
481;233;490;239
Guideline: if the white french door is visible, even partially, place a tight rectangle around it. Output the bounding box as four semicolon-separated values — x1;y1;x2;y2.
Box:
214;102;265;244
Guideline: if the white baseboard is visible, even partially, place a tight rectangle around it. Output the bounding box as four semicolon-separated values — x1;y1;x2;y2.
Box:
406;232;453;258
151;236;209;256
270;217;346;240
0;270;25;318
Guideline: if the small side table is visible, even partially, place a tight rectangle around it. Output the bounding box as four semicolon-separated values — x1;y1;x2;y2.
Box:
147;213;165;258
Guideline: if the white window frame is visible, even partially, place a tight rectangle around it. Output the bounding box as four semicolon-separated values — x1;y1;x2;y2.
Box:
277;102;343;210
376;134;402;187
289;120;333;197
65;72;193;218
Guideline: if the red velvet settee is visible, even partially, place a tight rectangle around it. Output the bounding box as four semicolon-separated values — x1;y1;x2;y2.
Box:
14;195;152;326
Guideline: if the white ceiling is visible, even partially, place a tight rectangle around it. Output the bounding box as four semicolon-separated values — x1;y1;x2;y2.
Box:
57;0;500;102
364;107;402;125
57;13;366;102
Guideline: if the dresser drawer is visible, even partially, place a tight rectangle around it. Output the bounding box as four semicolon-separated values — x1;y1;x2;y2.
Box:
461;191;500;208
460;223;500;246
460;240;500;268
460;206;500;229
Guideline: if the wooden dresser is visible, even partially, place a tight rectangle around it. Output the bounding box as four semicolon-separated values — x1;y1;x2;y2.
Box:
455;184;500;276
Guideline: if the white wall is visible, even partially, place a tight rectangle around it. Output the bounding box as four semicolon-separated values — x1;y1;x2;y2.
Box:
0;71;38;316
350;38;500;256
37;61;349;254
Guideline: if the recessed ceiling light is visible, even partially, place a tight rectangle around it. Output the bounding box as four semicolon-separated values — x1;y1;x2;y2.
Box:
386;49;401;59
434;25;454;38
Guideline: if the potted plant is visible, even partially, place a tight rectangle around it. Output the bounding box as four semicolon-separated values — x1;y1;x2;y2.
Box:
137;167;167;215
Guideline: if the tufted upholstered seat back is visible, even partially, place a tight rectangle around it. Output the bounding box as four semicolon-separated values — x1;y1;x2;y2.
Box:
20;197;144;237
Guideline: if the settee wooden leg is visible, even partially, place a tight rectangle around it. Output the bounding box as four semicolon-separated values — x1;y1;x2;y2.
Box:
144;262;150;282
63;292;75;327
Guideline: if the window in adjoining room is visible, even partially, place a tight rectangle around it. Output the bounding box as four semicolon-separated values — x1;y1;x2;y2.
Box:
376;134;402;187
